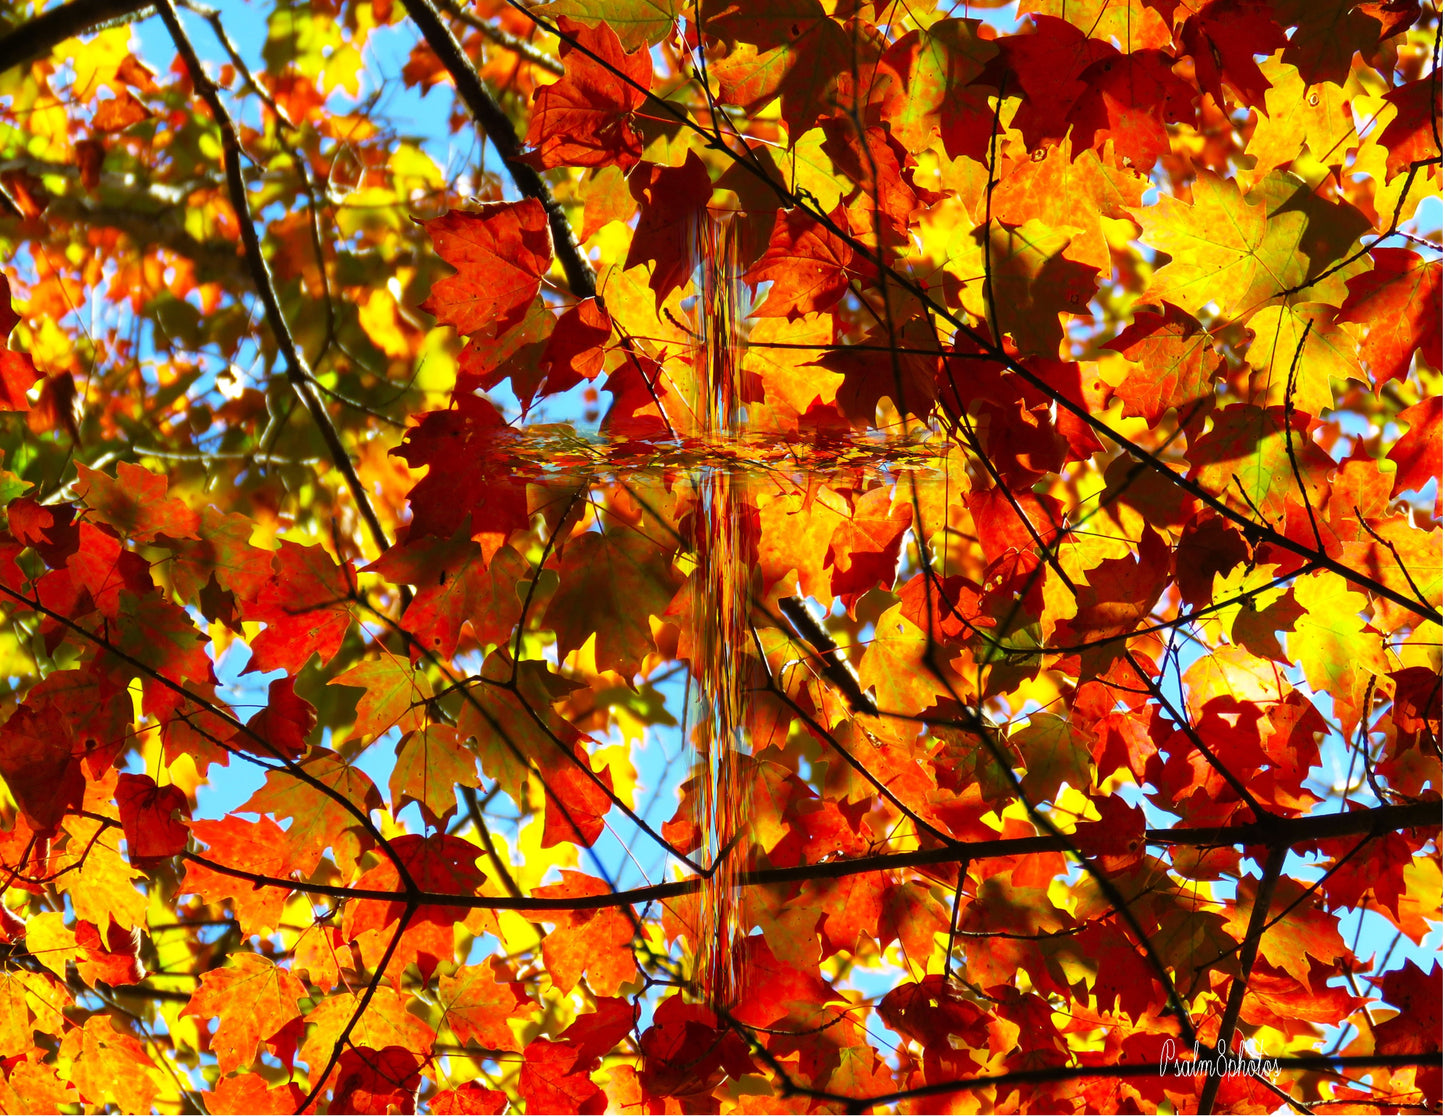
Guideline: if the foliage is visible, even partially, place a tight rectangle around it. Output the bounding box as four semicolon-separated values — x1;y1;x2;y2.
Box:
0;0;1440;1111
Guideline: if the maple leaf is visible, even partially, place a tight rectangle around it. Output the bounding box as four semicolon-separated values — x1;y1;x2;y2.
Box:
1276;0;1403;84
1060;526;1172;665
518;1037;606;1113
1339;249;1443;387
329;656;430;740
430;1083;509;1115
1105;302;1224;426
1244;301;1366;414
74;462;198;544
0;701;85;832
541;297;613;398
701;0;853;135
0;968;68;1066
437;959;538;1052
204;1073;306;1116
977;220;1099;359
300;989;437;1084
420;200;554;340
525;18;651;171
234;675;317;760
392;396;534;539
182;953;307;1075
457;298;556;406
730;934;844;1028
622;151;714;306
365;530;527;661
857;601;957;715
822;313;942;422
345;832;488;982
390;725;482;825
1287;570;1390;734
1240;958;1367;1034
333;1046;426;1113
0;272;40;411
878;976;990;1077
992;141;1146;273
57;1015;159;1113
1181;0;1289;109
544;527;680;676
536;0;680;48
240;746;383;877
453;657;616;843
638;997;751;1099
1013;714;1095;802
1387;395;1442;514
1068;50;1199;172
1020;0;1172;51
820;120;927;235
533;870;640;994
1072;796;1148;875
1185;403;1335;524
183;816;295;935
1241;59;1355;188
879;19;997;156
826;485;912;606
1225;874;1350;990
1133;171;1312;321
163;506;274;620
742;312;843;427
242;540;355;674
114;773;189;867
746;206;854;319
1373;960;1443;1057
1378;76;1442;180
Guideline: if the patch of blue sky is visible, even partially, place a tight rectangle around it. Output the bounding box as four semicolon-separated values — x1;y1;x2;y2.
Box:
190;630;282;817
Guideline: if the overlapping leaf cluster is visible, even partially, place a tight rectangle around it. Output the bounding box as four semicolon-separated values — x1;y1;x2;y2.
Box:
0;0;1439;1111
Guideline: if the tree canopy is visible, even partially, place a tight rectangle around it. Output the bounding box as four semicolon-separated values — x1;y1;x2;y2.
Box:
0;0;1440;1111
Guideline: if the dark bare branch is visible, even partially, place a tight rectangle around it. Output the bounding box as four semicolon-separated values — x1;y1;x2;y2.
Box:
154;0;396;563
0;0;151;74
401;0;596;300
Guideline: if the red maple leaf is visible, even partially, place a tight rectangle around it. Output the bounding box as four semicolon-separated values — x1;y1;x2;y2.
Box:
1339;249;1443;388
242;541;354;674
623;151;713;306
344;833;487;982
525;18;651;171
746;206;855;319
115;773;189;868
420;200;554;339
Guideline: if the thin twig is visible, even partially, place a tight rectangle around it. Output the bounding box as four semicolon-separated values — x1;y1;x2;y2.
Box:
1281;319;1324;552
434;0;564;75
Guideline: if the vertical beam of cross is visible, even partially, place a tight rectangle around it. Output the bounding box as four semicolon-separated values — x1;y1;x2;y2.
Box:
690;214;751;1008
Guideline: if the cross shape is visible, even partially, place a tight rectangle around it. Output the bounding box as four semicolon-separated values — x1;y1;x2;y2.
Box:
495;215;976;1008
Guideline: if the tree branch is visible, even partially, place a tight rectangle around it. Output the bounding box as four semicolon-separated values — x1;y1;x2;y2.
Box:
0;0;152;74
1199;843;1287;1115
179;799;1441;914
154;0;396;564
401;0;596;300
433;0;564;76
